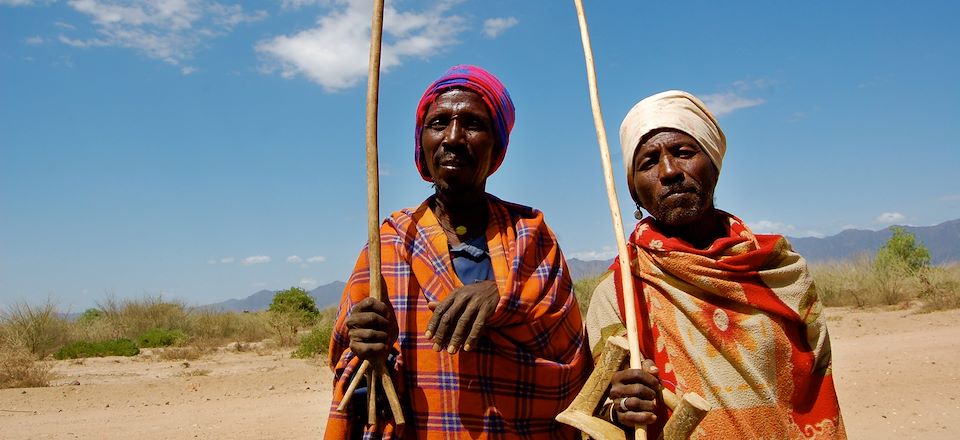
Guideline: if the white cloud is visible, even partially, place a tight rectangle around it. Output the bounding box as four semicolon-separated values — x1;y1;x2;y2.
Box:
241;255;271;265
747;220;824;238
941;194;960;202
220;257;235;264
59;0;266;68
280;0;323;9
0;0;42;6
55;21;78;30
256;0;465;91
306;255;326;263
180;66;197;75
482;17;517;38
207;259;217;264
24;35;44;45
286;255;303;263
568;247;617;261
876;212;905;224
299;278;318;288
701;92;765;116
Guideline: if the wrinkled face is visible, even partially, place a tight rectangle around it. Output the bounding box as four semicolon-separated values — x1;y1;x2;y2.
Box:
630;129;718;227
420;88;498;194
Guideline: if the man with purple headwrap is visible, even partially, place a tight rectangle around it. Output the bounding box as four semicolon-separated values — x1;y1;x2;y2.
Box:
324;65;591;439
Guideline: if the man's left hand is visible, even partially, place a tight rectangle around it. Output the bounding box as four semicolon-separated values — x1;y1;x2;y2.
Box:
424;280;499;354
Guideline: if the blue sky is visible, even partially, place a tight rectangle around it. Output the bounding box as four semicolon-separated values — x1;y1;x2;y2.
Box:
2;0;958;310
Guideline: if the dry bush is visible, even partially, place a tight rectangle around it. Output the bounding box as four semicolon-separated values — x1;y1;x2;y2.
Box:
154;346;204;361
918;263;960;312
97;295;190;340
0;342;53;388
177;368;211;377
188;309;272;345
1;300;69;358
811;256;960;310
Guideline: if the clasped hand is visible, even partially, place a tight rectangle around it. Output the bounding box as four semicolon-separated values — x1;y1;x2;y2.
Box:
346;280;499;361
425;280;499;354
609;360;661;427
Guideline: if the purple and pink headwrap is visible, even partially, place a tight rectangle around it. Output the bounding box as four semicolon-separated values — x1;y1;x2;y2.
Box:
414;65;516;182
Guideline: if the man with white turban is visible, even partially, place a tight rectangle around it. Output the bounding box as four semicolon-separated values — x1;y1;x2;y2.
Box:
584;90;846;438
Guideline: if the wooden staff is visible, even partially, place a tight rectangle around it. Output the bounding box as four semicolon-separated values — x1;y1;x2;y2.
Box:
336;0;404;428
572;1;647;439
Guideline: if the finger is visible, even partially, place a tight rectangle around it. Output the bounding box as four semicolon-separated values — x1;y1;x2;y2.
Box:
425;297;454;339
427;301;439;311
447;300;481;354
617;408;658;428
348;328;389;343
642;358;659;376
462;305;490;352
345;311;390;331
431;297;467;351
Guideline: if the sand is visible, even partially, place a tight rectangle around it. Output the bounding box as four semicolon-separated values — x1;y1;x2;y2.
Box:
1;306;958;439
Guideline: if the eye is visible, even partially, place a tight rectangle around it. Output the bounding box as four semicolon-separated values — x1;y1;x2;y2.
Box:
636;154;657;171
426;117;448;130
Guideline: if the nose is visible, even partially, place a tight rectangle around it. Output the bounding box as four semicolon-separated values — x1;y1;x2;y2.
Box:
443;117;467;147
657;155;682;183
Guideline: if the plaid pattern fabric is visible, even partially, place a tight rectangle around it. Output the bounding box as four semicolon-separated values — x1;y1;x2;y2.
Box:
324;194;591;439
600;212;845;439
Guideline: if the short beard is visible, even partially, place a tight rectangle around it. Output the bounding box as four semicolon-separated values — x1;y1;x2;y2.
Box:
649;192;715;227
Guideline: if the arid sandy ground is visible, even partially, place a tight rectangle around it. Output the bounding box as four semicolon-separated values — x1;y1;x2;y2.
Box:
2;306;958;439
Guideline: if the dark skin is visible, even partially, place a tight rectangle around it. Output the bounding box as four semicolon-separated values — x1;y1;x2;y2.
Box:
346;89;501;361
611;129;725;426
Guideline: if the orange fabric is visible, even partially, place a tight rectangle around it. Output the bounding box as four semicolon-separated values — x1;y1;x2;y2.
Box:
612;212;845;439
325;195;591;439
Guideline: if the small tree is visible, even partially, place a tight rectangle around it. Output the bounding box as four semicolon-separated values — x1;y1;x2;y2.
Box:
873;227;931;305
874;226;931;275
268;287;319;345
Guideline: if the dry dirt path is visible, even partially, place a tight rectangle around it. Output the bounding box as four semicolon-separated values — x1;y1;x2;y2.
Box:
1;307;958;439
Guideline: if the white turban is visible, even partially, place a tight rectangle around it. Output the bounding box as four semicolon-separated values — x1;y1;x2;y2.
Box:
619;90;726;177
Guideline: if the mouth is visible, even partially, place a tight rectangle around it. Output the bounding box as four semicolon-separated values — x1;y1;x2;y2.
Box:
439;157;473;170
659;186;699;204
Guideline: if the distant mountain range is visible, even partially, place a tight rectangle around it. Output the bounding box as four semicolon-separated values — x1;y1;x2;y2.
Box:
566;218;960;280
205;281;346;312
207;219;958;308
788;219;959;264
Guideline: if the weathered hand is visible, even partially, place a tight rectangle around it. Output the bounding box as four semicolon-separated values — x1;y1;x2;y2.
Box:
345;296;398;362
424;280;499;354
609;359;660;427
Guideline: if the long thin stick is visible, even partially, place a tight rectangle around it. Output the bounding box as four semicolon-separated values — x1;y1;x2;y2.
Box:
572;1;646;439
336;0;404;427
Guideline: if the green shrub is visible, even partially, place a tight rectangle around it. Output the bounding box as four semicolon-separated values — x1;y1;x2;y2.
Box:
292;324;333;360
573;272;607;315
54;338;140;360
77;308;103;324
137;328;188;348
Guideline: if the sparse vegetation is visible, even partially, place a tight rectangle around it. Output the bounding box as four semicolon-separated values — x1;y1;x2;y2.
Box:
809;229;959;311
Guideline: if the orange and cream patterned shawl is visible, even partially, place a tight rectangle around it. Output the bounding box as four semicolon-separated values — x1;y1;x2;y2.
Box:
325;194;591;439
587;212;845;439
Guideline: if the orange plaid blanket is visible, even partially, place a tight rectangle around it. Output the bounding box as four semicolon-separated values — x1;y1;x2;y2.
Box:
325;195;591;439
605;212;845;439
